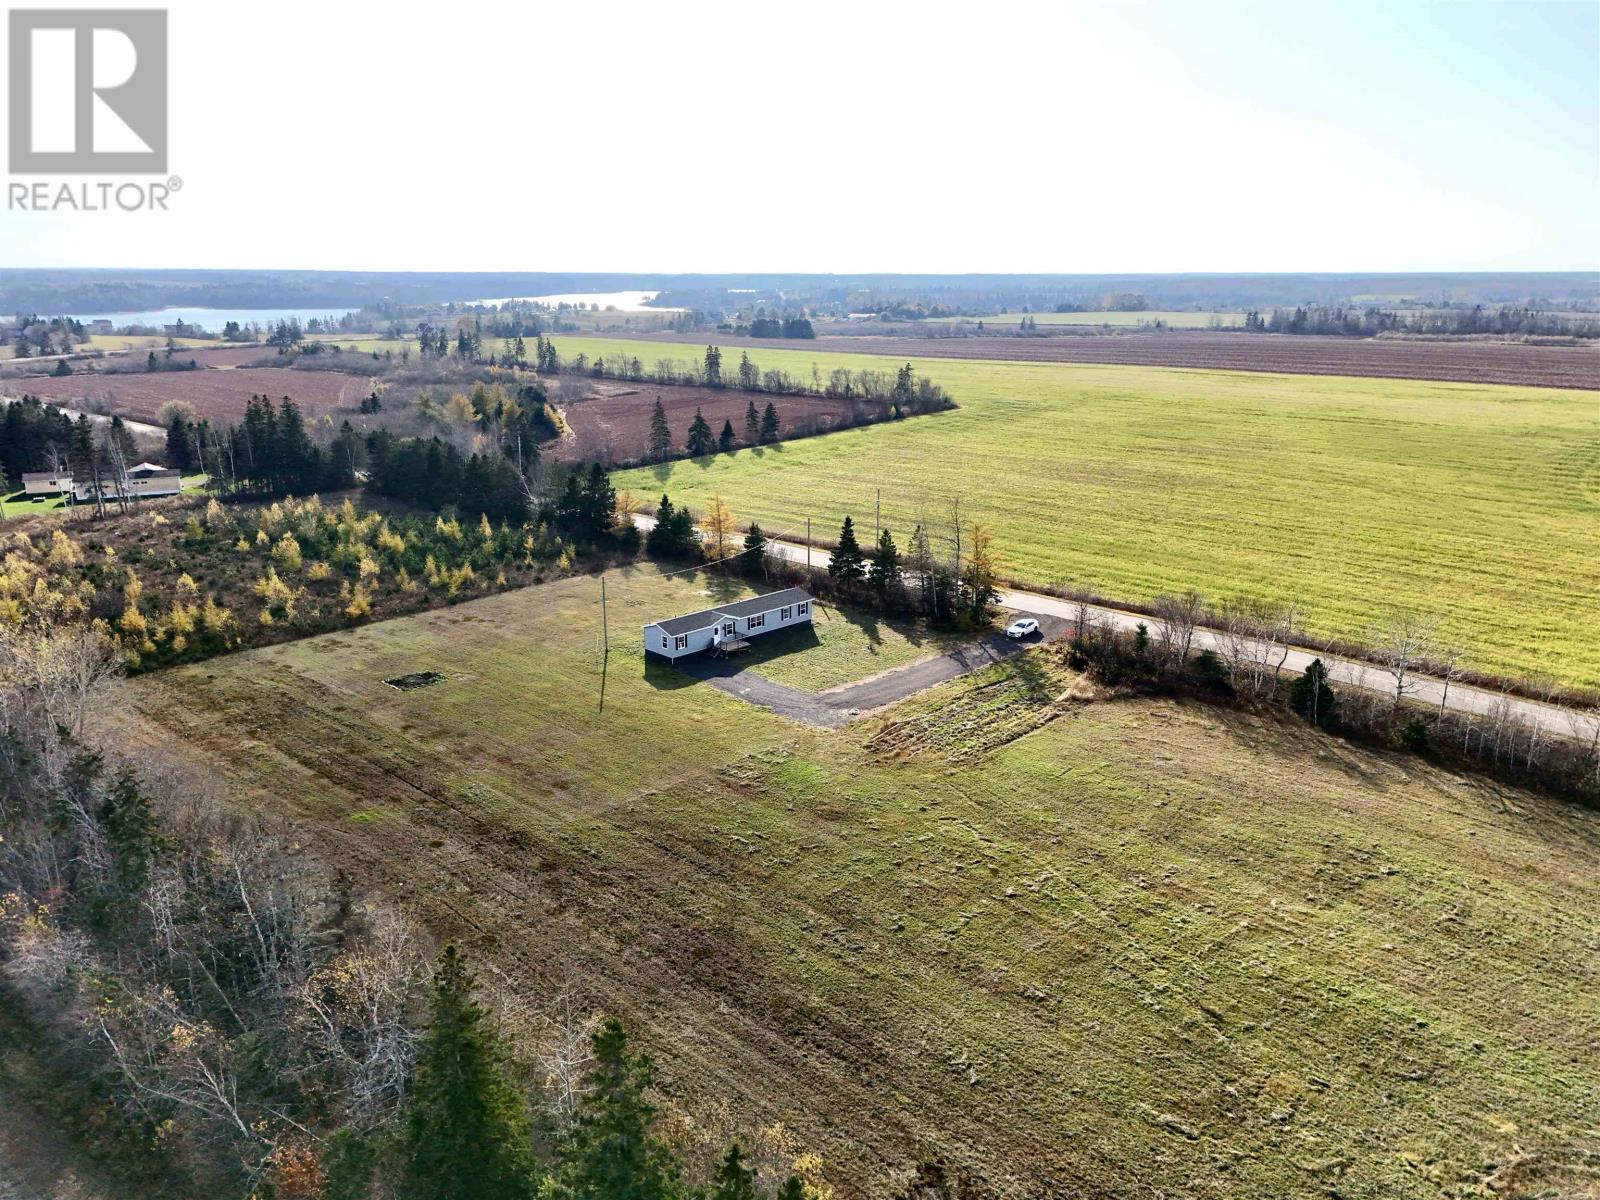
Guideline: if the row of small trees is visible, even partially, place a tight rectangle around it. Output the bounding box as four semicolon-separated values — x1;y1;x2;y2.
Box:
647;398;782;462
1056;589;1600;803
539;345;952;413
641;495;1004;631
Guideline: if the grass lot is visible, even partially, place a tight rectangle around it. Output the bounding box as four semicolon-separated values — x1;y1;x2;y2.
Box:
734;599;964;692
115;572;1600;1198
568;336;1600;688
84;334;213;353
956;310;1245;328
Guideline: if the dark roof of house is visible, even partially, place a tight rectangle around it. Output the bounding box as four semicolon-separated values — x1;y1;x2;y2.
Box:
648;587;812;638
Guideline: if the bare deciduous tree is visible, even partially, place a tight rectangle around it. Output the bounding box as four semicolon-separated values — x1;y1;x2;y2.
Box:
1371;609;1440;709
1152;590;1205;674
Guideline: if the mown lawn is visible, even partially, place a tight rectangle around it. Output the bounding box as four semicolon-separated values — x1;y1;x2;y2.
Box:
734;598;965;692
564;336;1600;689
116;574;1600;1198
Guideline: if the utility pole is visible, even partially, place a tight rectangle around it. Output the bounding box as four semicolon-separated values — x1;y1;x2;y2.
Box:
805;518;811;573
875;488;881;544
600;575;609;654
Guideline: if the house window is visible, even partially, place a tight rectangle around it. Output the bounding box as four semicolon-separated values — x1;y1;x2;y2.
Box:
797;601;809;615
661;636;668;648
724;622;735;635
674;634;689;650
747;613;765;630
781;606;792;620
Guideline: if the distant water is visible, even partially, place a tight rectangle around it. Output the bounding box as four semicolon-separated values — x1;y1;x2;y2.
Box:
467;290;678;312
70;306;356;332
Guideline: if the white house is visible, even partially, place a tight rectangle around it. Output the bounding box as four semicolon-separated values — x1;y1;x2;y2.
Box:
74;463;182;501
26;463;183;502
21;469;73;496
644;587;813;661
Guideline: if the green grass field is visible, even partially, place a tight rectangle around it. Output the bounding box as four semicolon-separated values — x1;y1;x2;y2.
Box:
117;569;1600;1197
567;336;1600;688
953;310;1244;328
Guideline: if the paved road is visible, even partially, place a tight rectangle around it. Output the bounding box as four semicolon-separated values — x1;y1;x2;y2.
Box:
631;514;1598;741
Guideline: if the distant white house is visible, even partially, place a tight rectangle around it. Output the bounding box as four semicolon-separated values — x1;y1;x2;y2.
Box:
644;587;813;661
21;464;182;501
21;469;72;496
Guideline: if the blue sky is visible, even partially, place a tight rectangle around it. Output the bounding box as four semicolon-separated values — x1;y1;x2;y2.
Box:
2;0;1595;272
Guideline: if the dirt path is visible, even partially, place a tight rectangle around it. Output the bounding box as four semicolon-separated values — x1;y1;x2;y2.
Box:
676;615;1064;726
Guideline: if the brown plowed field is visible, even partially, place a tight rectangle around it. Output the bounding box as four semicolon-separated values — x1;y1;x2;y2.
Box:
556;380;861;464
10;366;366;425
583;330;1600;389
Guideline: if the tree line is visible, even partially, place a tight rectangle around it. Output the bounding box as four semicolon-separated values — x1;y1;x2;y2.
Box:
1240;305;1600;339
642;494;1004;631
0;625;816;1199
1054;589;1600;805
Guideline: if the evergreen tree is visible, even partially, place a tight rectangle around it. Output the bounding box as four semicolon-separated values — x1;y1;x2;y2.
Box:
867;528;901;603
581;461;617;541
645;494;676;558
708;1144;758;1200
53;358;72;377
758;403;780;444
1289;658;1337;728
559;1018;680;1200
775;1177;806;1200
99;767;158;897
648;399;672;461
718;420;736;453
164;412;196;471
742;522;767;578
744;400;760;445
703;344;723;387
738;352;759;390
685;408;715;457
829;516;867;585
403;946;538;1200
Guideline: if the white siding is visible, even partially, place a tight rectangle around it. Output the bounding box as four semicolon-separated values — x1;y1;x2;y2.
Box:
643;596;813;660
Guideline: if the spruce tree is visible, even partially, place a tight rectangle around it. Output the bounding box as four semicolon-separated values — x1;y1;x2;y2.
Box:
685;408;715;457
648;399;672;461
742;522;766;578
775;1177;806;1200
645;494;675;558
759;403;780;444
1290;658;1337;728
560;1018;680;1200
829;516;866;585
709;1144;759;1200
744;400;760;445
719;419;736;453
402;946;537;1200
867;528;901;602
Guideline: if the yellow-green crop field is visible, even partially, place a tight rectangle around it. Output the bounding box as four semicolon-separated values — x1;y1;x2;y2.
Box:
564;336;1600;689
118;565;1600;1197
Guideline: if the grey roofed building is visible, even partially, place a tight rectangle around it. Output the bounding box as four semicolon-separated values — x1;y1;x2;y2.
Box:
645;587;814;659
652;587;812;637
